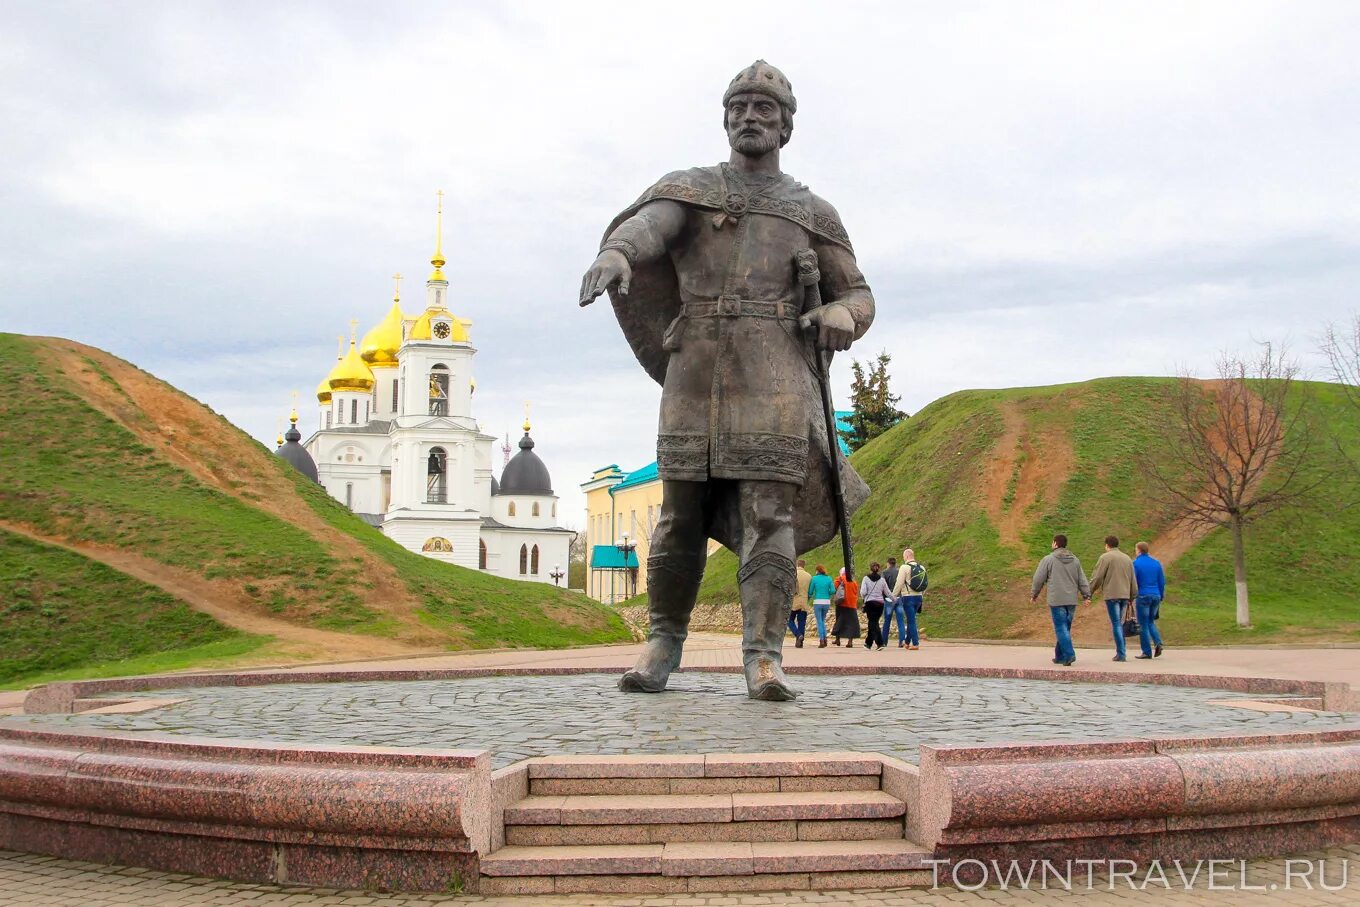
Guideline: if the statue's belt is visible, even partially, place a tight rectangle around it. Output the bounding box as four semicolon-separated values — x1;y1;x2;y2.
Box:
682;296;802;321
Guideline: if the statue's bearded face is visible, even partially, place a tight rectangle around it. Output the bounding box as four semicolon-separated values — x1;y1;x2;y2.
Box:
725;92;788;155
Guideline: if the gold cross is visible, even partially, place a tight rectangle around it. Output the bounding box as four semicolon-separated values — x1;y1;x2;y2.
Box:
392;272;403;301
349;318;358;342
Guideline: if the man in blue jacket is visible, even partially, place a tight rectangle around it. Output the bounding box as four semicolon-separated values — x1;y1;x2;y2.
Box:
1132;541;1166;659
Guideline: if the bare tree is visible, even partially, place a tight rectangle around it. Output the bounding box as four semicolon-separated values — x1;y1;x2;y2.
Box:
1321;314;1360;476
1141;343;1322;627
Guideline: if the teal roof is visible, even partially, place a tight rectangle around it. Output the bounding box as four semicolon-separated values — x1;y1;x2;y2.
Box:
590;544;640;569
614;461;659;492
834;410;852;455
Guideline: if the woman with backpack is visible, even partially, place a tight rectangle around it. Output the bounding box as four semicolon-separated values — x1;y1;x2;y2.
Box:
891;547;927;650
830;567;860;647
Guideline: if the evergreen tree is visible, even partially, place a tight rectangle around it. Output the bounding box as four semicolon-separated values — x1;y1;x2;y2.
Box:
839;351;906;452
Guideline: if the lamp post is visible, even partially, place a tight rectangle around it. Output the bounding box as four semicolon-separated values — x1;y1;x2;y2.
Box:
550;564;565;587
615;534;637;601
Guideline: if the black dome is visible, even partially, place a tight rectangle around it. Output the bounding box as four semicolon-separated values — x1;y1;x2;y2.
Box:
499;431;552;495
276;424;319;483
491;475;500;495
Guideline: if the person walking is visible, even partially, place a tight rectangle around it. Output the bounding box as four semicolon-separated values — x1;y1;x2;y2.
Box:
808;565;835;648
1132;541;1166;659
788;559;812;648
1030;534;1091;666
1088;536;1138;662
860;563;891;650
881;557;904;645
831;567;860;647
892;548;927;649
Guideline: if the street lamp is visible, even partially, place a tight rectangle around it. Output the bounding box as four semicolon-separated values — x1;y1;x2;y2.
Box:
615;534;637;600
550;564;565;587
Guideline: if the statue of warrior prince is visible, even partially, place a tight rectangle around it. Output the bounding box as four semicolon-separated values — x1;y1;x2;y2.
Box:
579;61;874;700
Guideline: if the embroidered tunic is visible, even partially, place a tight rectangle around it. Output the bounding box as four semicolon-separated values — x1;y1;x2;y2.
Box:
604;164;875;489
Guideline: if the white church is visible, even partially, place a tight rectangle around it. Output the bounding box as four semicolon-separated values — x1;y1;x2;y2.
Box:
283;197;572;584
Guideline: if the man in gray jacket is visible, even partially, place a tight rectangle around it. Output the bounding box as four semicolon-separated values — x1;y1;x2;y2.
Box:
1030;534;1091;666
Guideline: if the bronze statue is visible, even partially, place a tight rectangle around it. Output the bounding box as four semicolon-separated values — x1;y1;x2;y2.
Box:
579;61;874;700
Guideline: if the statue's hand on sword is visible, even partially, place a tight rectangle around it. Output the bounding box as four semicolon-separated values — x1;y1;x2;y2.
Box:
799;304;855;352
579;249;632;307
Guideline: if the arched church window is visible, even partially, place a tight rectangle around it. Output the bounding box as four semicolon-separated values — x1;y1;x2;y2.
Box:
508;501;516;517
350;399;358;423
532;502;540;517
552;501;557;518
519;544;528;575
531;545;540;575
392;379;399;413
428;364;449;416
422;537;453;553
479;539;487;569
427;447;447;503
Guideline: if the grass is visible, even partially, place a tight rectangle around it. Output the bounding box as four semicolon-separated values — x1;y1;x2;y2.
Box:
0;638;271;691
1166;382;1360;643
0;528;264;685
0;332;631;684
692;377;1360;644
0;334;388;634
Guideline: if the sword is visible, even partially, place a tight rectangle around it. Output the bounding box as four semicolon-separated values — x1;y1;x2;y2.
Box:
795;249;854;584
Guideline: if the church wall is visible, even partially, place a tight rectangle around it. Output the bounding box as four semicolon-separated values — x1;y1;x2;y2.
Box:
371;368;398;420
495;495;560;530
382;515;481;569
486;529;572;585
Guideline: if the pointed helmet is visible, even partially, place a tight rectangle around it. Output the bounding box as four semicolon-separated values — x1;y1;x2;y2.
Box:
722;60;796;113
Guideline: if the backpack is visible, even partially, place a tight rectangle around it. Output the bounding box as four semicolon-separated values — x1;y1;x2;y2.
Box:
907;561;928;593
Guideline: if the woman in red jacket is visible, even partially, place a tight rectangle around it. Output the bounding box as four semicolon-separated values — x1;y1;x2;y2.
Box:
830;567;860;648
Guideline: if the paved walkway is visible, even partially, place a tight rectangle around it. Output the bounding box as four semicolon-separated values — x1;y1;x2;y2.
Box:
1;846;1356;905
226;633;1360;691
13;673;1354;768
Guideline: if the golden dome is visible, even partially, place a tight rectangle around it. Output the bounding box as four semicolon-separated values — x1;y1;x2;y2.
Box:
360;298;405;368
409;308;471;342
328;332;375;393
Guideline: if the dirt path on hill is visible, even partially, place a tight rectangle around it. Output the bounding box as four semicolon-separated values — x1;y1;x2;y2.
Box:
32;339;440;644
0;520;432;662
980;401;1075;553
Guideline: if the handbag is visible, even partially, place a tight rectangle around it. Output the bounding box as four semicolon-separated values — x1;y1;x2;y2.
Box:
1120;601;1139;638
833;583;845;605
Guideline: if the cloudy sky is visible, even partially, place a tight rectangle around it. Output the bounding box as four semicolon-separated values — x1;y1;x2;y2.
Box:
3;1;1358;524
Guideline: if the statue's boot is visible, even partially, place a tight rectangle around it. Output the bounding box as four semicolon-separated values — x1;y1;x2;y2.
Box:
619;553;701;693
739;553;799;701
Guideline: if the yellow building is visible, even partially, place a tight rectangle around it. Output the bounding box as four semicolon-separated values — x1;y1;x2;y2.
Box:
581;463;660;603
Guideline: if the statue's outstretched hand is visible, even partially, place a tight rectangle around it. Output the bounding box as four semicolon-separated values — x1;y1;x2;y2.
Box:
579;250;632;307
800;303;855;352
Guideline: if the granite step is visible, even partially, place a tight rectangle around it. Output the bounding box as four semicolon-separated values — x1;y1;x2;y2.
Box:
526;753;881;786
479;840;934;894
504;790;905;827
505;816;906;847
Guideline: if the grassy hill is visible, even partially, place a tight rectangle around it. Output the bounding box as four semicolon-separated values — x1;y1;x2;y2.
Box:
0;333;629;687
696;377;1360;645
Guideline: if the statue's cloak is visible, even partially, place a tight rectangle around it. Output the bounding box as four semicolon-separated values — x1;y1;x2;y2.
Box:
602;165;868;556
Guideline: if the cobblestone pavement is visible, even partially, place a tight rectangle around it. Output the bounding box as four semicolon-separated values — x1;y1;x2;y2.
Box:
1;847;1357;905
10;674;1355;768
